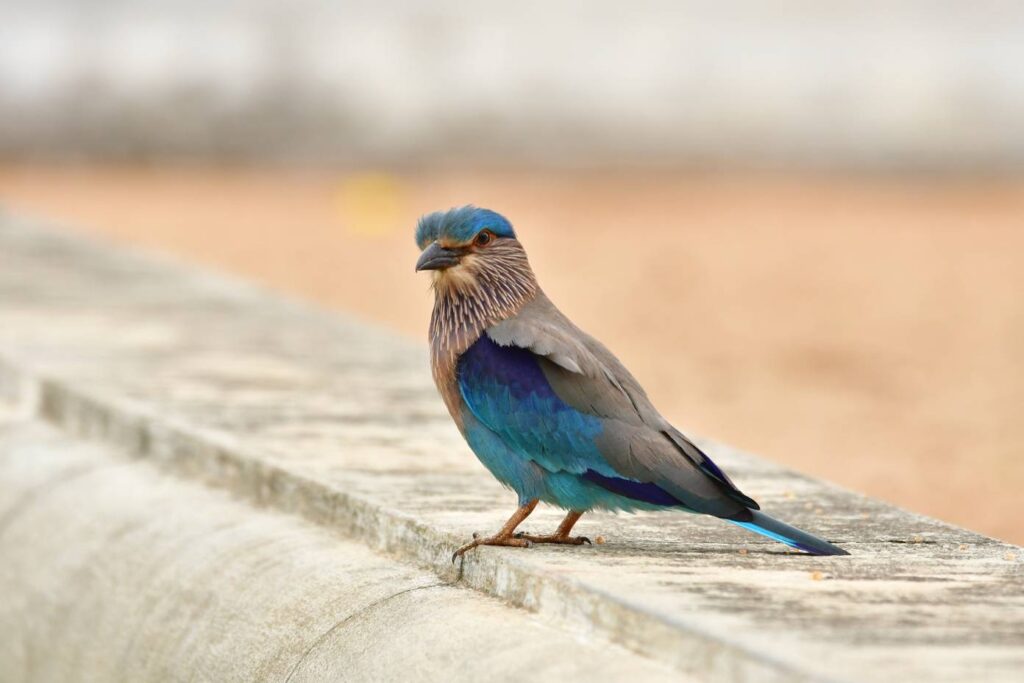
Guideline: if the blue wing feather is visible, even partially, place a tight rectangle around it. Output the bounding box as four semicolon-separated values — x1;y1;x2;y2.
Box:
580;470;682;506
457;334;739;514
457;335;619;478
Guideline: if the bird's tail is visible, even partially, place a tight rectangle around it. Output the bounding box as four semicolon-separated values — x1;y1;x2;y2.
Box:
728;509;849;556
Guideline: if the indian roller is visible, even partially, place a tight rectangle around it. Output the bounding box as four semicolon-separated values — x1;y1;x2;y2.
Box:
415;206;848;559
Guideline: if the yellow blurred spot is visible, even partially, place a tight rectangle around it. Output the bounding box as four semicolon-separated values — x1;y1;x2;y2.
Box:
738;548;748;555
595;536;606;545
783;491;795;499
810;571;824;581
334;172;405;237
1006;552;1017;561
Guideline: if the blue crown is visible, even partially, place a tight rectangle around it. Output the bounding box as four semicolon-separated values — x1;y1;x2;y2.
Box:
415;206;516;248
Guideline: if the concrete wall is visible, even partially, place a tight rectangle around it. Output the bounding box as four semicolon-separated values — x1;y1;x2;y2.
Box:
0;214;1022;682
1;1;1024;167
0;417;680;682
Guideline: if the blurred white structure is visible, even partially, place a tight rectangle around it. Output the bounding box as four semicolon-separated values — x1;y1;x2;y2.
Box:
1;0;1023;167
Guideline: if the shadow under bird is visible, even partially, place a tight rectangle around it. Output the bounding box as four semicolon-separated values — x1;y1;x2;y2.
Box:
415;206;848;559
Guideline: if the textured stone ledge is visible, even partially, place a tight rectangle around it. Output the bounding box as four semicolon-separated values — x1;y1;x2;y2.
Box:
0;416;680;682
0;214;1022;682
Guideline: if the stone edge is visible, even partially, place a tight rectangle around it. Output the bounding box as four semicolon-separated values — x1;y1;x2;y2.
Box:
0;355;847;683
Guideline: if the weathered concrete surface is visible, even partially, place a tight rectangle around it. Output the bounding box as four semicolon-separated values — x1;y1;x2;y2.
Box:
0;212;1022;682
0;415;680;682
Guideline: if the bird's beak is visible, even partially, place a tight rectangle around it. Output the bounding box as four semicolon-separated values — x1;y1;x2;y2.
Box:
415;241;460;271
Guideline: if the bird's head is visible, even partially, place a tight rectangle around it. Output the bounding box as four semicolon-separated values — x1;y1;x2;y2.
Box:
415;206;537;305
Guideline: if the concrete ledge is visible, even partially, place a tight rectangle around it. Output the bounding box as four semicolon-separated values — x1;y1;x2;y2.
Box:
0;214;1022;682
0;416;679;682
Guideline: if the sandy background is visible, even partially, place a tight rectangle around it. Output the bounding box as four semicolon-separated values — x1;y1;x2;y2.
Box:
1;165;1021;543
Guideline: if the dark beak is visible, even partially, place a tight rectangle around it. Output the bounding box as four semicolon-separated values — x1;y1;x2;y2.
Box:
415;241;460;271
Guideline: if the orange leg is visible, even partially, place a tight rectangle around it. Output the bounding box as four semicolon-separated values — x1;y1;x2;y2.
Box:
452;500;539;562
515;510;591;546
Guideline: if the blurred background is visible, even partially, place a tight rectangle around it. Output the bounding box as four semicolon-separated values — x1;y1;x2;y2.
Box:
0;1;1021;542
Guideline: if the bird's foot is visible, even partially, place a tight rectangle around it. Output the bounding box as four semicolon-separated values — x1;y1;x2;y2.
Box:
451;532;532;563
513;532;592;546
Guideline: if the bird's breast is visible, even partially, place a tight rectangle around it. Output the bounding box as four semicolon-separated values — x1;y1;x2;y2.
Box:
430;341;470;430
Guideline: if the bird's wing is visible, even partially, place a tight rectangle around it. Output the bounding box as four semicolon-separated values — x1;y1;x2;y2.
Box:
461;295;757;516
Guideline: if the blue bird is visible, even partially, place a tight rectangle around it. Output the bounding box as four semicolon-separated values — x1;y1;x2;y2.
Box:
415;206;848;559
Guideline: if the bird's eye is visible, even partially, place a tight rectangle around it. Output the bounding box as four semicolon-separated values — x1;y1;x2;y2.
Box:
474;230;494;247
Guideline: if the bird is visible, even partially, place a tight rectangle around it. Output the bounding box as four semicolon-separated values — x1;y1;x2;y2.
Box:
415;206;848;559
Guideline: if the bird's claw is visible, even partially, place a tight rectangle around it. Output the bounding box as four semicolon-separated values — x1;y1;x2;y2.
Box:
451;533;533;563
512;532;593;546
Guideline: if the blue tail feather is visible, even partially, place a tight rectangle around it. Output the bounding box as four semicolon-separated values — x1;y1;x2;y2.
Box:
729;510;849;556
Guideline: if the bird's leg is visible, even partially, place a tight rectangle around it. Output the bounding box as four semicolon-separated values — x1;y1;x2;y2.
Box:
452;499;539;561
515;510;592;545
